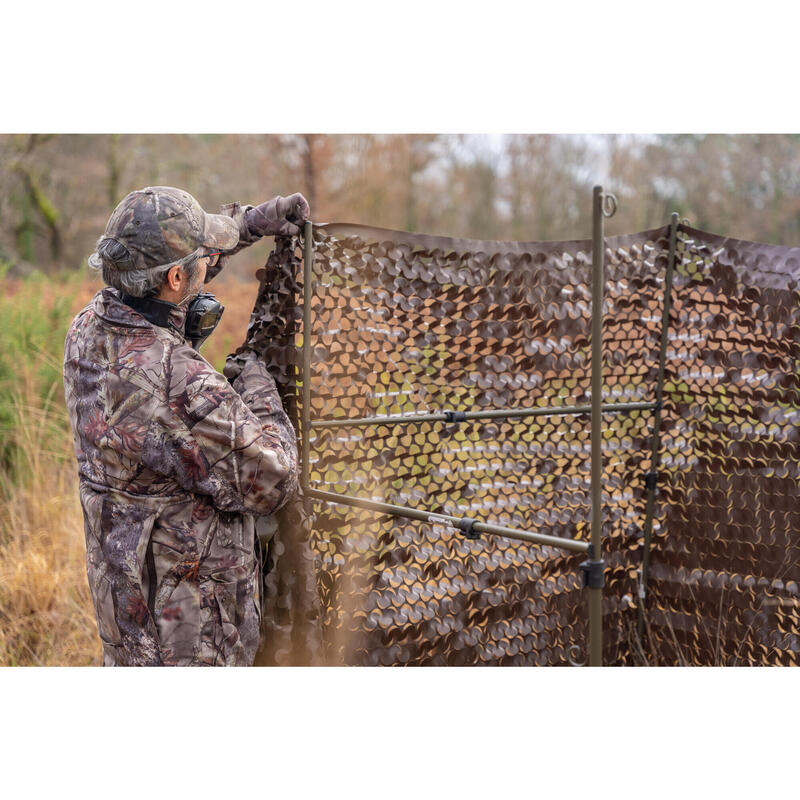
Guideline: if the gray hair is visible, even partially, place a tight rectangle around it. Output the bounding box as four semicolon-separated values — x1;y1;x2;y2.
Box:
88;238;200;298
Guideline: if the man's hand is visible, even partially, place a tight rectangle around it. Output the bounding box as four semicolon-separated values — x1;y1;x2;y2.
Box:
245;193;310;238
224;348;258;383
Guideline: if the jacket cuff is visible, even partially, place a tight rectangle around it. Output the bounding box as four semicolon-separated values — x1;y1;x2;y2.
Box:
220;201;263;255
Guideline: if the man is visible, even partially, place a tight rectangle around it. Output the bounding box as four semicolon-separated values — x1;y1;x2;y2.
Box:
63;186;310;666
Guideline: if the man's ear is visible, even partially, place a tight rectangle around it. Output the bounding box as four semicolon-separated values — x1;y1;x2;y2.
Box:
166;264;184;293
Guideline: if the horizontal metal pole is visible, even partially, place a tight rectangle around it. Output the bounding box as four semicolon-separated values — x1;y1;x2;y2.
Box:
311;401;657;429
302;486;591;554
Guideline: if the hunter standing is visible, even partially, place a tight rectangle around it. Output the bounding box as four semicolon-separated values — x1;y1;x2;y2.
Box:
63;186;309;666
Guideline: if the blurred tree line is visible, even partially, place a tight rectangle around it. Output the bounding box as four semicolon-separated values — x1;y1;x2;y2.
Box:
1;133;799;276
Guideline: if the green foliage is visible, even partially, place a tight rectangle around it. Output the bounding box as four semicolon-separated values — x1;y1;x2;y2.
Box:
0;272;81;481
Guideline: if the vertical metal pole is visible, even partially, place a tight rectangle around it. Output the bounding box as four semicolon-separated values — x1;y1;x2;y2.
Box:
588;186;605;667
301;221;313;494
636;212;679;641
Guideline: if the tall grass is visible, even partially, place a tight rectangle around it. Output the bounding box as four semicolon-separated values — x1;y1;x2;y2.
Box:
0;272;102;665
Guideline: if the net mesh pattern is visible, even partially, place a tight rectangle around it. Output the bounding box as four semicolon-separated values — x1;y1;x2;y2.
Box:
643;226;800;666
237;223;799;666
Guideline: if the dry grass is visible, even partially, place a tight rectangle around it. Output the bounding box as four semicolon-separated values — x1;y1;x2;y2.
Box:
0;271;105;665
0;455;102;666
0;363;102;666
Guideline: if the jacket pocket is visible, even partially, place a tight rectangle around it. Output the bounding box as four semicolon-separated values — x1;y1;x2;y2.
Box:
200;563;261;665
86;560;123;647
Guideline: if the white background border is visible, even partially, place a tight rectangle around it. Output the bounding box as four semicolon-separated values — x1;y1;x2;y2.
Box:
2;1;797;795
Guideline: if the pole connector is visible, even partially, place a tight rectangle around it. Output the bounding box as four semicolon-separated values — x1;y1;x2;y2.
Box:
444;410;467;423
644;471;659;492
458;517;480;540
580;558;605;589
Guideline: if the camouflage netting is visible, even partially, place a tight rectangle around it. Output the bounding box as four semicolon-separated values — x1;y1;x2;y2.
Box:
644;226;799;666
234;222;799;666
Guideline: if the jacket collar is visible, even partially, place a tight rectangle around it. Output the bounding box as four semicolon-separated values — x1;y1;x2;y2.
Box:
92;287;189;337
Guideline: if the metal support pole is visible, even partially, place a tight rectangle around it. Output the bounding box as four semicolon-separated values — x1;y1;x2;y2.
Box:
301;220;313;495
586;185;613;667
311;401;657;429
636;212;679;641
305;486;591;554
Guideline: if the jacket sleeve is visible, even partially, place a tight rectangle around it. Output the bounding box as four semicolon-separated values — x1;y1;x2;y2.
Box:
203;201;263;281
143;350;299;516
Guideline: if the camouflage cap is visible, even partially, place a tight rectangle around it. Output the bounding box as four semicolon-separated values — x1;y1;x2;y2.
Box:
89;186;240;272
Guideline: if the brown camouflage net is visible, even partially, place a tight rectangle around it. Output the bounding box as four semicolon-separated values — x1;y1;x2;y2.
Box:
643;226;799;666
236;222;799;666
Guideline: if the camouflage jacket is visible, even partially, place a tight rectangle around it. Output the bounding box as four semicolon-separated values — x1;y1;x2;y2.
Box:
63;203;299;666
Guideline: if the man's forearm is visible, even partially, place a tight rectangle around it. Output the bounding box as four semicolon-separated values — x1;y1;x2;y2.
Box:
220;201;262;256
212;194;310;281
230;355;299;504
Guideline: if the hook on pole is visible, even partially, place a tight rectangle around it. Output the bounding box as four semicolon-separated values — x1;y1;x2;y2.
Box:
602;192;618;218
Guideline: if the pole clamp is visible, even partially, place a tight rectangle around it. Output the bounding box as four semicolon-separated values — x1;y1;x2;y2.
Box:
580;559;605;589
644;471;659;492
458;517;480;540
444;410;467;423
